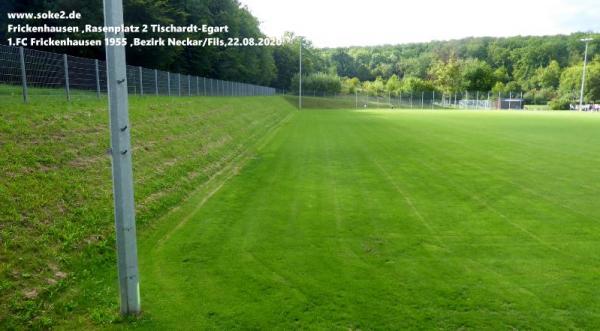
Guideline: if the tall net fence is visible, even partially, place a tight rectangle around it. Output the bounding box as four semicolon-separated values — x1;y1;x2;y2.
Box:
0;44;277;101
287;89;530;110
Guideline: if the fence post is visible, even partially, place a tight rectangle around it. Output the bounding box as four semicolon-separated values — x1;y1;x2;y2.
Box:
138;66;143;96
188;75;191;96
19;47;28;103
432;91;435;109
203;77;207;96
93;59;101;98
63;54;70;101
154;70;158;95
196;76;199;95
178;73;181;96
421;92;424;109
167;72;171;96
498;91;501;109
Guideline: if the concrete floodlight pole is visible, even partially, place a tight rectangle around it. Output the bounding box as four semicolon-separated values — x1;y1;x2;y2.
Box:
103;0;141;315
299;37;302;110
579;38;593;111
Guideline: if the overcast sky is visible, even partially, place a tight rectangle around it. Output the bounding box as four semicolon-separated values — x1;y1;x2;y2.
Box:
239;0;600;47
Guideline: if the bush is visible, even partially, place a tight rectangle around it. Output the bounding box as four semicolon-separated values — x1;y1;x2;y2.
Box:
524;88;555;105
291;72;342;95
549;96;572;110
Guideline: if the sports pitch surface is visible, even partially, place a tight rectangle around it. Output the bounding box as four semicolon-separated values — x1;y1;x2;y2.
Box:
137;109;600;329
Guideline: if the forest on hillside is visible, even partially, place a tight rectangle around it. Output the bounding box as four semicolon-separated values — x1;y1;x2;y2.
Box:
311;34;600;108
1;0;277;85
1;0;598;107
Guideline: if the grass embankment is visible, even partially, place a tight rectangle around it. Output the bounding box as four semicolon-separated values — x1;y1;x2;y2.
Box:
0;93;294;329
126;109;597;329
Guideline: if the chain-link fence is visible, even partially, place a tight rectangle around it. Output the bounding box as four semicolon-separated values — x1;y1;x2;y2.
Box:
0;44;277;102
287;89;532;110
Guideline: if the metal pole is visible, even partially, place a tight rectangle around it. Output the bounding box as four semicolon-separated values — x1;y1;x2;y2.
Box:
299;37;302;110
498;91;501;109
355;90;358;109
63;54;70;101
520;92;524;109
178;74;181;96
138;67;143;96
95;59;101;98
579;38;592;110
103;0;140;315
19;47;28;103
432;91;435;109
167;72;171;96
154;70;158;96
203;77;206;96
421;92;424;109
188;75;191;96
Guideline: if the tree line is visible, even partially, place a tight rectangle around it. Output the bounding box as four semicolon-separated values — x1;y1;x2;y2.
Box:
302;34;600;109
1;0;277;85
1;1;598;107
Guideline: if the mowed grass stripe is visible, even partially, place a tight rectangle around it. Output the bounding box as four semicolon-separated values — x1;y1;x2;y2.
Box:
137;109;600;329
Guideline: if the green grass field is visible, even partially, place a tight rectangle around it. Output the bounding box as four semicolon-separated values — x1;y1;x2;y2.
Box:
3;94;600;329
132;108;600;330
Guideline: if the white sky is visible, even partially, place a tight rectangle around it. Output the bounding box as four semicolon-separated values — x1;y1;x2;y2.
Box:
239;0;600;47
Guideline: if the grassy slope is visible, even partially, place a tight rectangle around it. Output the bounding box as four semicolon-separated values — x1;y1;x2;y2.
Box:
0;94;294;329
121;109;599;329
